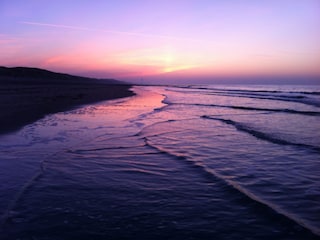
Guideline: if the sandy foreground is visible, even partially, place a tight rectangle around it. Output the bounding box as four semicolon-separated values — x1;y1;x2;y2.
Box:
0;82;134;134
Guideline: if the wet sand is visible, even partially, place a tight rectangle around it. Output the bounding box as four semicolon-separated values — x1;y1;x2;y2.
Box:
0;80;134;134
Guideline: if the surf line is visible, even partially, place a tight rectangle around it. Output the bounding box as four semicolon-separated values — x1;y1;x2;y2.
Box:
143;136;320;237
201;115;320;153
0;150;55;228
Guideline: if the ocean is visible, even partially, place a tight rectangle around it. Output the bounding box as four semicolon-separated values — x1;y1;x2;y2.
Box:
0;84;319;239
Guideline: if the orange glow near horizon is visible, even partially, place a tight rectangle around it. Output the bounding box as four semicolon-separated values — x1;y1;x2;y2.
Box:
1;1;319;83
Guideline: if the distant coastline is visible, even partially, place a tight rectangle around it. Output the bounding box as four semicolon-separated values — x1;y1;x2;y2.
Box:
0;66;135;134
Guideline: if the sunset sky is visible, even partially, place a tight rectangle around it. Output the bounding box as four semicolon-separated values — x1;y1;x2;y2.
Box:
1;0;320;84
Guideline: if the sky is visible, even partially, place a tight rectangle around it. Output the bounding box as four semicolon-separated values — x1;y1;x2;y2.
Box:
1;0;320;84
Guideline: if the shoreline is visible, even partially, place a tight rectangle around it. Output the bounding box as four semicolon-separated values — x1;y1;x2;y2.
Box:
0;82;135;135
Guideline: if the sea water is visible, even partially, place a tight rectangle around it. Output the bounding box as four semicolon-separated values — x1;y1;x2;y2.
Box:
0;85;319;239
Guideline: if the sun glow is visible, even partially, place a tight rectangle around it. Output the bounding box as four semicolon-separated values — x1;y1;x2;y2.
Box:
163;64;195;73
113;46;197;76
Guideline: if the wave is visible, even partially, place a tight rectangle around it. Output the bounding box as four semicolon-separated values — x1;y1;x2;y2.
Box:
143;136;320;237
212;105;320;116
218;106;320;116
210;91;307;99
166;102;320;116
0;149;62;229
162;97;320;116
166;87;320;107
186;85;320;96
201;115;320;152
67;144;147;154
206;92;320;107
117;168;166;177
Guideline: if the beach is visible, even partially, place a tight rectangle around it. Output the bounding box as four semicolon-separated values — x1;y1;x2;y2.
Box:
0;85;319;239
0;67;134;134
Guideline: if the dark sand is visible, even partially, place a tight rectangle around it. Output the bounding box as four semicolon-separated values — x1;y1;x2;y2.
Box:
0;68;134;134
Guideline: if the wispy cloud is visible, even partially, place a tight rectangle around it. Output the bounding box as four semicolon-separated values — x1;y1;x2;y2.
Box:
20;21;204;42
0;34;19;44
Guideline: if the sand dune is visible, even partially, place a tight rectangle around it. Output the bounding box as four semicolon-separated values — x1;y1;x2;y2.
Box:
0;67;134;134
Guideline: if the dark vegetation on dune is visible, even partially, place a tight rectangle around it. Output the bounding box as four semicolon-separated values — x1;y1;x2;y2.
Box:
0;66;134;134
0;66;126;84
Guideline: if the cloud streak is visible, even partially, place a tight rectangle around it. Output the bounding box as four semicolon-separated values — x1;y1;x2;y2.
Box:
20;21;205;43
